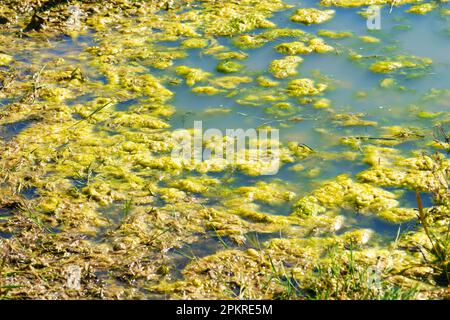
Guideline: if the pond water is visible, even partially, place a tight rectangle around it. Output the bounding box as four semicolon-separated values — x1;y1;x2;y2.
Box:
0;0;449;298
3;0;449;247
165;1;449;239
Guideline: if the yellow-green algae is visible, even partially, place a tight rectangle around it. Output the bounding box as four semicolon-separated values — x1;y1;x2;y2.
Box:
0;0;448;300
292;174;400;216
275;38;334;55
175;65;211;86
369;56;433;74
286;78;328;96
317;29;353;39
406;3;437;15
269;56;303;79
290;8;335;25
216;60;244;74
232;28;305;49
320;0;421;7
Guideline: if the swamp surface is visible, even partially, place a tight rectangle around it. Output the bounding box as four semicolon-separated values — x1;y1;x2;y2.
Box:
0;0;449;299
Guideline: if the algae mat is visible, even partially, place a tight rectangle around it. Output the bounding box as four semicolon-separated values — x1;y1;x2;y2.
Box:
0;0;449;299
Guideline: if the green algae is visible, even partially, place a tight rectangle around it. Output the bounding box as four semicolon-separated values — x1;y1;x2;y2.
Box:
290;8;335;25
265;102;299;117
192;86;224;95
274;38;334;55
370;61;405;74
369;56;433;74
269;56;303;79
181;38;209;49
199;0;288;36
209;76;253;89
317;29;353;39
175;65;211;86
380;77;396;88
359;35;380;43
292;175;400;216
275;42;313;55
406;3;437;15
313;98;332;109
216;60;244;74
0;0;448;301
286;78;328;96
0;53;13;65
333;113;378;127
378;208;417;223
256;76;279;87
232;28;305;49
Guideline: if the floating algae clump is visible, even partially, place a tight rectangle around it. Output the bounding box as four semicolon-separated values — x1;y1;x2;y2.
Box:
406;3;436;14
168;176;220;194
286;78;327;96
236;181;295;206
313;98;331;108
275;42;313;55
214;51;248;60
216;60;244;73
175;65;211;86
292;175;400;216
308;38;334;53
209;76;253;89
0;53;13;65
359;36;380;43
181;38;209;49
275;39;333;55
317;29;353;39
269;56;303;79
333;113;378;127
200;0;288;36
192;86;224;95
265;102;298;116
111;114;170;129
290;8;335;25
257;76;279;87
232;28;305;49
370;61;404;74
378;208;417;223
357;153;450;192
369;56;432;74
